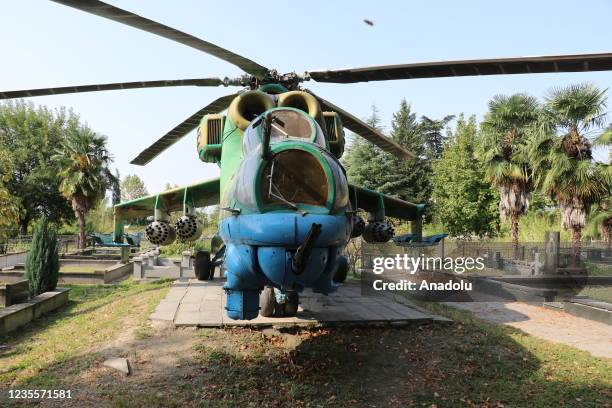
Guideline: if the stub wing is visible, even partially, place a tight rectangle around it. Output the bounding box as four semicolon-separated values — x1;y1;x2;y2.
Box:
348;184;425;221
114;178;220;221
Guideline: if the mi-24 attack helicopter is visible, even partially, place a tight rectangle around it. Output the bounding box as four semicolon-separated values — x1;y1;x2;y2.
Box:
3;0;612;320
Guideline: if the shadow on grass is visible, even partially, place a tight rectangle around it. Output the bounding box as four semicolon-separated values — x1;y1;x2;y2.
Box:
8;320;609;408
187;325;610;407
1;276;610;407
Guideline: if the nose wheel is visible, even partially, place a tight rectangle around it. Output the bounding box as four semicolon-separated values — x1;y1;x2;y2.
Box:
260;287;299;317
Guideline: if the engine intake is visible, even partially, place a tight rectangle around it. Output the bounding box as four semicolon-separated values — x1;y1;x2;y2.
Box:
145;220;176;246
228;91;274;130
277;91;323;126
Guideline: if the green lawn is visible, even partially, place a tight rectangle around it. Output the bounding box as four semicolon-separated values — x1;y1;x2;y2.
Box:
0;279;171;388
58;265;103;274
578;286;612;303
585;261;612;277
0;279;609;407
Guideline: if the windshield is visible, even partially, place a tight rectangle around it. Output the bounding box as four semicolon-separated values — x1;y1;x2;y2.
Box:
261;150;328;208
243;108;327;155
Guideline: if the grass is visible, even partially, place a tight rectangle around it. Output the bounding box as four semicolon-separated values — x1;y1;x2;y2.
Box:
578;286;612;303
0;279;609;407
0;278;171;388
181;305;611;407
585;261;612;277
58;265;102;274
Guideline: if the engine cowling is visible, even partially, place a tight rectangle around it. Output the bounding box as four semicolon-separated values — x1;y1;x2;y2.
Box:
227;90;274;130
175;215;203;242
362;221;395;243
145;221;176;246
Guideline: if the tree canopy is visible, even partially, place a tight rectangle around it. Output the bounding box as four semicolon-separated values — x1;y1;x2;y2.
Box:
344;101;435;215
121;174;149;202
432;115;499;238
0;101;74;234
480;93;540;257
530;84;610;253
53;120;115;248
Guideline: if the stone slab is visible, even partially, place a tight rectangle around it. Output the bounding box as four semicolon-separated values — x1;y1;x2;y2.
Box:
103;357;131;375
564;299;612;326
151;279;449;328
0;288;69;335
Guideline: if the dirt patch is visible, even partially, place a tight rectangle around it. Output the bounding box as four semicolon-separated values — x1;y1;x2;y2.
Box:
25;321;612;408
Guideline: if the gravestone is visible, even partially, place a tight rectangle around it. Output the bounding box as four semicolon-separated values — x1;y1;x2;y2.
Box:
532;252;544;275
543;231;560;275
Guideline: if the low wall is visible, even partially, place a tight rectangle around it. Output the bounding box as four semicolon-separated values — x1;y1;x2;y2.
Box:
0;288;70;335
0;262;133;285
0;251;27;269
0;280;29;307
500;259;533;275
133;250;196;280
564;298;612;326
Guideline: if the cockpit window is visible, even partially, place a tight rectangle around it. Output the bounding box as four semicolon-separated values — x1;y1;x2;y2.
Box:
243;108;327;155
268;110;312;141
262;150;328;208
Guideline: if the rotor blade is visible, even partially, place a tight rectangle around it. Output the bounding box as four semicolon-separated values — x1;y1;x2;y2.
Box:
0;78;228;100
307;91;416;159
308;52;612;83
51;0;268;78
131;93;236;166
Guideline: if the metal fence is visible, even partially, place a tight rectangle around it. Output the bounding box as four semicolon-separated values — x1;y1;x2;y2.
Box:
443;241;611;263
358;239;612;275
0;234;81;255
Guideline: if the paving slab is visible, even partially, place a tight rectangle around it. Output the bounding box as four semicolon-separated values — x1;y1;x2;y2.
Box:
448;301;612;359
151;279;449;328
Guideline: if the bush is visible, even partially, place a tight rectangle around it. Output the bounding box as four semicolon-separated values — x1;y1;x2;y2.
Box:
25;217;60;297
159;238;210;258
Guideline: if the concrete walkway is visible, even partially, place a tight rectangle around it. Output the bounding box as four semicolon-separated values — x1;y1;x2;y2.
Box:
151;279;450;328
448;302;612;359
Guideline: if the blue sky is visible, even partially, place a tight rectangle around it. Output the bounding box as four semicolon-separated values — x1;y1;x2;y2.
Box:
1;0;610;192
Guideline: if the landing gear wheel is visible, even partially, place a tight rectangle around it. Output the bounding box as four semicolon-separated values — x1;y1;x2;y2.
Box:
260;286;276;317
333;256;349;283
194;251;212;281
283;292;299;317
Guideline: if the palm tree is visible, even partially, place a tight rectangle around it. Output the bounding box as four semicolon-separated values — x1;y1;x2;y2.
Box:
481;94;540;258
588;126;612;245
54;123;114;249
530;84;610;258
587;200;612;245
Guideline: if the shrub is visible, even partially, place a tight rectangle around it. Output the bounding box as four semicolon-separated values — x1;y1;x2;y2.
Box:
25;217;60;297
159;238;210;258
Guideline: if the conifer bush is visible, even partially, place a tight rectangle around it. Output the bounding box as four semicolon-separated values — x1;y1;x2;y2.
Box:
25;217;60;297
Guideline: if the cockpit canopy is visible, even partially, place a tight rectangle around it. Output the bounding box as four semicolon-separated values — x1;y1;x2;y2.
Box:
243;107;327;154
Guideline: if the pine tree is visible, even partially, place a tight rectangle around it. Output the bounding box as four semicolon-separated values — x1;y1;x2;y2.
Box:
343;101;436;220
383;100;433;206
432;115;500;237
25;217;60;297
343;105;391;190
421;114;455;159
121;174;149;202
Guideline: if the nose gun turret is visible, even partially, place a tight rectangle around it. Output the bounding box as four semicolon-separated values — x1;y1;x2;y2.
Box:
292;223;322;275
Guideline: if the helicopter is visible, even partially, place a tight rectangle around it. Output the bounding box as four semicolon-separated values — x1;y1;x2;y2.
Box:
2;0;612;320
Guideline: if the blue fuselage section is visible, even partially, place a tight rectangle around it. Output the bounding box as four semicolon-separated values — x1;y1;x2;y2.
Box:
219;213;350;320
